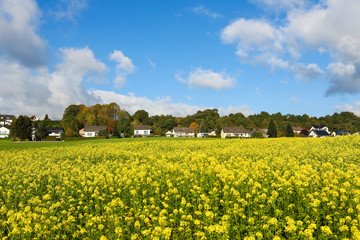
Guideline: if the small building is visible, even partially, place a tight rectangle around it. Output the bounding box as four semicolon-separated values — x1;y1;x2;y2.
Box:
309;130;330;138
47;127;64;140
0;126;10;138
165;131;173;137
310;125;330;133
331;130;352;137
221;127;252;139
134;125;152;137
30;115;41;121
197;132;209;138
172;127;195;137
0;114;14;126
292;126;303;134
258;129;268;138
80;126;107;137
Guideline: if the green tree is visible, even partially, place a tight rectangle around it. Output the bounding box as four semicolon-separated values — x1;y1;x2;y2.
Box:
268;119;277;138
285;123;294;137
34;121;49;141
114;118;132;138
199;121;206;133
14;115;32;140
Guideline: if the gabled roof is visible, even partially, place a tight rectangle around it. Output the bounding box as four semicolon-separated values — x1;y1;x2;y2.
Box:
0;126;10;130
173;127;194;133
312;125;327;129
134;125;152;130
259;129;268;134
0;114;14;120
292;126;303;131
312;130;330;136
83;126;107;132
222;127;252;134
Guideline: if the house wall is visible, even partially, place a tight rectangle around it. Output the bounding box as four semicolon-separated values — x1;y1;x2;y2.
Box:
174;132;194;137
0;127;10;138
221;130;250;138
134;129;150;136
85;131;97;137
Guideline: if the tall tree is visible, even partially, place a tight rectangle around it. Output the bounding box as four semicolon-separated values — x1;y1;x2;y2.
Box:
114;118;132;138
14;115;32;140
199;121;206;133
285;123;294;137
268;119;277;138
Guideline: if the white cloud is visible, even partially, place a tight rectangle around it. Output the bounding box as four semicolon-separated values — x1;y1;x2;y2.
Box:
192;5;222;19
292;63;324;81
325;62;360;96
177;67;235;90
109;50;136;88
218;105;254;116
92;90;254;117
50;0;88;21
148;58;156;69
222;0;360;95
334;101;360;116
0;0;46;67
327;62;356;76
49;47;108;108
250;0;309;11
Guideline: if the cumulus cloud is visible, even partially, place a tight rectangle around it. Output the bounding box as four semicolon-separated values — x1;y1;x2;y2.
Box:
109;50;136;88
0;0;47;67
292;63;324;81
48;47;108;108
222;0;360;95
192;5;222;19
334;101;360;116
176;68;235;90
92;90;254;117
50;0;88;21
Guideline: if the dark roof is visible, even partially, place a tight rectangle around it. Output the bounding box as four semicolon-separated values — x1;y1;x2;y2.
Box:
173;127;195;133
0;114;15;120
312;130;330;136
312;125;326;128
222;127;252;134
134;125;152;130
47;127;64;131
83;126;107;132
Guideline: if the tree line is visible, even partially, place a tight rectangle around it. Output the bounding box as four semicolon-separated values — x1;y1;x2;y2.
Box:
61;103;360;137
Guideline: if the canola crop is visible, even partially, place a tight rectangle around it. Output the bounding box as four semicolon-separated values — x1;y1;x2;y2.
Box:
1;137;360;239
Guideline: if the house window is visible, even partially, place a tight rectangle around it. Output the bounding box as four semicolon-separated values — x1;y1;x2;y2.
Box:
136;131;139;134
86;132;92;137
227;134;231;137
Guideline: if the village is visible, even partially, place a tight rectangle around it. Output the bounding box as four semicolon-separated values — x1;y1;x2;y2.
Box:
0;110;357;141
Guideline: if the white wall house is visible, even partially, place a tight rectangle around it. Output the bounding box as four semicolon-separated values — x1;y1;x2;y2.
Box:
134;125;152;137
80;126;107;137
0;127;10;138
310;125;330;133
0;114;14;126
48;127;64;139
172;127;195;137
221;127;252;139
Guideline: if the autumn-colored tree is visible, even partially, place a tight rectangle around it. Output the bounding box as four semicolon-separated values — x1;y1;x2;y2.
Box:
189;122;199;134
107;119;116;134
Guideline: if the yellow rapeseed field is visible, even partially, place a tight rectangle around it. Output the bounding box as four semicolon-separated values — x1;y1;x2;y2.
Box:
1;136;360;239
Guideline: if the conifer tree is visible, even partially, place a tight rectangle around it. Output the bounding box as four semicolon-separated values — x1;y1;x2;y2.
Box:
268;119;277;138
285;123;294;137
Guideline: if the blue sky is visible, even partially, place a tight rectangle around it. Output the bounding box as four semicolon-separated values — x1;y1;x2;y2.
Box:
1;0;360;119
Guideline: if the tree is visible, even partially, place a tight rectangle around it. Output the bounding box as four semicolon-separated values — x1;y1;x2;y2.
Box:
268;119;277;138
285;123;294;137
199;121;206;133
14;115;32;140
114;118;132;138
34;121;49;141
133;110;151;125
189;122;199;134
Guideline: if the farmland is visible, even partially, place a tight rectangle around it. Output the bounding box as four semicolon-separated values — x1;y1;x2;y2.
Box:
1;137;360;239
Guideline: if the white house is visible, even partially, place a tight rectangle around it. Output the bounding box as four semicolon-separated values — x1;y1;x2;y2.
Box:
80;126;107;137
30;115;41;121
221;127;252;139
172;127;195;137
197;132;209;138
0;114;14;126
309;130;330;138
165;131;173;137
0;126;10;138
134;125;152;137
292;126;303;134
310;125;330;133
47;127;64;140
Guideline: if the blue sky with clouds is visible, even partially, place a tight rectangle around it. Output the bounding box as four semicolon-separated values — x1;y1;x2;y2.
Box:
1;0;360;119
